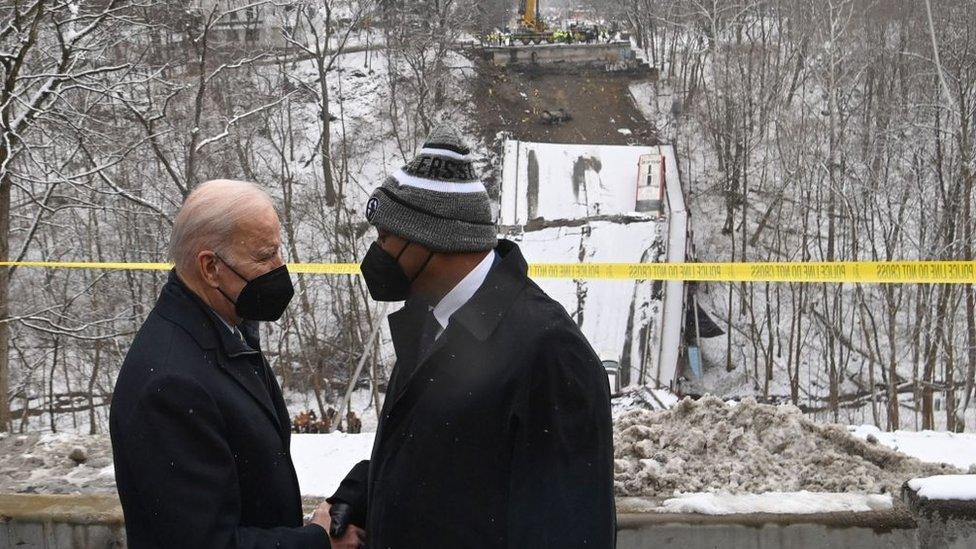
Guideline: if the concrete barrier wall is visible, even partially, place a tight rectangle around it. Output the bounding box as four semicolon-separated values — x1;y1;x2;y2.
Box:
0;495;124;549
485;43;635;67
618;510;919;549
0;493;971;549
903;485;976;549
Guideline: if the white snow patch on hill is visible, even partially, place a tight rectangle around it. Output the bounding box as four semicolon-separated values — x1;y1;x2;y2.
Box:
849;425;976;470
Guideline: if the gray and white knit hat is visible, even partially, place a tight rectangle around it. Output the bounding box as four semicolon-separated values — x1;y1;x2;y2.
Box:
364;125;497;253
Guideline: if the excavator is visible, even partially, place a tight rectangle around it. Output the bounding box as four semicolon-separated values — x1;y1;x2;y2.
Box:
508;0;599;45
512;0;555;44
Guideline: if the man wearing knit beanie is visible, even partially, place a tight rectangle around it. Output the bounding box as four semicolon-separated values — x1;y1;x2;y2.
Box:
327;125;615;549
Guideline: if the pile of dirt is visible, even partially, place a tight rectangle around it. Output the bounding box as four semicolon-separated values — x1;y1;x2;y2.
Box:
614;396;959;498
470;60;657;147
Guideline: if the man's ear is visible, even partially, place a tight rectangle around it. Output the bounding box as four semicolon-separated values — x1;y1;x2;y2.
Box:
197;251;220;288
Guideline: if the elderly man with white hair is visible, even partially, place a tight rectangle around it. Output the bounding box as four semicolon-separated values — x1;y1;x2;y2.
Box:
110;180;363;549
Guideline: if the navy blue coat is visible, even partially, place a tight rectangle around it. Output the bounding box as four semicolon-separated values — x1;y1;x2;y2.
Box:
331;240;616;548
110;271;328;549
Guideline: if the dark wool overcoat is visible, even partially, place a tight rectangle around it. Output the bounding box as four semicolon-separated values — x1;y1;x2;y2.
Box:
331;240;616;549
110;272;327;549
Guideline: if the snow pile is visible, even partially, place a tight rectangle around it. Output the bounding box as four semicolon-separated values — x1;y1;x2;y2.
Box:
658;491;893;515
907;475;976;501
0;432;115;494
849;425;976;470
5;397;971;507
614;396;958;497
0;431;376;498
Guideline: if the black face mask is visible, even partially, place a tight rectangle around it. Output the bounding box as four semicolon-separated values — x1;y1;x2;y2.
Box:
361;240;433;302
215;254;295;321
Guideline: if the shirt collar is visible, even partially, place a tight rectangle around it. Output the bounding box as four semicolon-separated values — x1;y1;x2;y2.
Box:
161;270;258;356
431;250;496;330
212;309;238;334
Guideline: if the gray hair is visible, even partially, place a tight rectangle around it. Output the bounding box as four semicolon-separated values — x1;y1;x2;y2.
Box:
169;179;276;273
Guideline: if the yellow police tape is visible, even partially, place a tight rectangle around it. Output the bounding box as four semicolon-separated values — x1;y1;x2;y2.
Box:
0;260;975;284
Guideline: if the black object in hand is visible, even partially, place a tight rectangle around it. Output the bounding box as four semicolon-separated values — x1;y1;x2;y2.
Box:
328;501;356;538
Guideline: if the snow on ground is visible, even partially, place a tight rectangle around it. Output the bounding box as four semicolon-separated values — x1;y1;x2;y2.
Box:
613;396;957;498
612;386;679;417
284;387;381;433
657;491;893;515
0;430;376;498
4;400;973;519
628;81;669;134
907;475;976;501
285;48;405;225
849;425;976;471
291;433;374;497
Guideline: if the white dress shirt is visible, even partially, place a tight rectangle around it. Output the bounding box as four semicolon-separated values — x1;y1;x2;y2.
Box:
211;309;244;340
429;251;496;340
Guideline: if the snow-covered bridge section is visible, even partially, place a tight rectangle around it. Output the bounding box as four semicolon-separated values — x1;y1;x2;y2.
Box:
498;140;688;390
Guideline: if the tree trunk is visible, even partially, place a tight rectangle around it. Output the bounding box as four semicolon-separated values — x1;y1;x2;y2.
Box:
887;287;900;430
0;174;10;432
922;284;951;430
318;55;337;207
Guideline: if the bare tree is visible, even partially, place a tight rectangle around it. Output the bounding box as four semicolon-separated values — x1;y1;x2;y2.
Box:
0;0;136;430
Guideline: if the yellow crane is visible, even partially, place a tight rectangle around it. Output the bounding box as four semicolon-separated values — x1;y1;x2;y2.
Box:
519;0;545;33
514;0;554;44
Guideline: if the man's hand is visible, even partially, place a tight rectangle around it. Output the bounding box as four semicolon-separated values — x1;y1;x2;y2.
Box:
311;501;366;548
309;501;334;535
332;523;366;549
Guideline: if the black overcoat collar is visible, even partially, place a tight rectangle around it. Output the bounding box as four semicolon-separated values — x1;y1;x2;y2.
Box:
155;270;284;440
385;239;530;411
